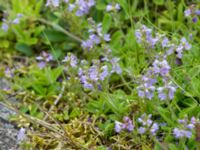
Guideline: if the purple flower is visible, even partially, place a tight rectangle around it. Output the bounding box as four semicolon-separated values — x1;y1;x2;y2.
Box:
137;85;155;100
173;128;192;139
99;65;109;80
192;17;198;23
46;0;59;7
17;128;26;143
137;73;157;100
106;3;120;12
138;114;152;126
138;127;146;134
90;34;101;44
81;39;94;50
38;61;46;69
190;117;197;124
180;38;192;50
68;4;76;11
114;117;134;133
137;114;159;136
195;10;200;15
162;37;169;48
157;81;176;100
176;38;191;58
152;59;171;76
115;121;123;133
62;53;78;68
12;18;20;24
157;88;167;100
150;123;159;135
88;65;99;81
36;51;53;62
173;117;198;139
12;13;23;24
115;4;120;10
4;67;14;78
110;58;122;74
166;45;175;55
135;25;160;47
103;34;111;42
184;9;192;17
187;124;195;130
36;51;53;68
135;29;142;43
1;18;9;31
83;82;94;89
106;4;113;12
75;0;95;16
123;116;134;132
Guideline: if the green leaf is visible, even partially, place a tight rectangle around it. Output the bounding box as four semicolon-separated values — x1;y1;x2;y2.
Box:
177;1;184;22
70;108;81;118
153;0;164;5
15;43;33;56
43;29;68;42
102;14;112;33
51;67;63;82
157;107;174;126
169;144;179;150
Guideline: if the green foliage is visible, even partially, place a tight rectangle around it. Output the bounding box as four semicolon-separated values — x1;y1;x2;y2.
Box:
1;0;200;149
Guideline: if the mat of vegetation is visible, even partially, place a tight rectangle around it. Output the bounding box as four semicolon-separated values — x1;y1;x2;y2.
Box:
0;0;200;149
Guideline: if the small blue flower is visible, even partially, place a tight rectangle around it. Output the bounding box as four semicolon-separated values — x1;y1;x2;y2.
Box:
46;0;60;7
138;127;146;134
184;9;192;17
103;34;111;42
150;123;159;135
195;10;200;15
115;121;123;133
17;128;26;143
192;17;198;23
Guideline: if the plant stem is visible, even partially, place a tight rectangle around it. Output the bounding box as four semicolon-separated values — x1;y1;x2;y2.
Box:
38;18;83;43
43;81;66;121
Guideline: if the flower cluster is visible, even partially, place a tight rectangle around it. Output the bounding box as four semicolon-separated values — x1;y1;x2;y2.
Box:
1;13;23;32
157;80;176;100
136;61;176;101
106;3;120;12
173;117;198;139
135;25;160;48
81;19;111;50
62;53;78;68
68;0;95;16
135;25;191;101
136;72;156;100
46;0;60;7
184;5;200;23
135;25;192;58
176;38;192;58
78;60;109;89
152;59;171;77
115;116;134;133
115;114;159;136
36;51;54;69
45;0;95;16
77;53;121;89
137;114;159;136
